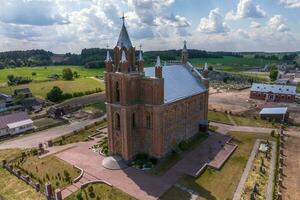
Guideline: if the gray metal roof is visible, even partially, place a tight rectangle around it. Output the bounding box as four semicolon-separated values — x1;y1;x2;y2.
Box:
250;83;296;95
144;64;207;103
0;112;31;129
116;22;132;49
260;107;288;115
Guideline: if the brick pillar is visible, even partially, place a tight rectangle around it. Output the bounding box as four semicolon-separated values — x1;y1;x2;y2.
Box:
55;189;62;200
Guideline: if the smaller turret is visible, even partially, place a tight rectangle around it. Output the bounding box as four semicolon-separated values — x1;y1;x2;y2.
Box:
203;62;209;78
155;56;162;78
138;45;144;73
181;40;188;64
105;49;113;72
120;50;129;73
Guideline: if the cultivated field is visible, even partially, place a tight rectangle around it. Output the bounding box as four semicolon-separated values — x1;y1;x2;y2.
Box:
190;56;278;72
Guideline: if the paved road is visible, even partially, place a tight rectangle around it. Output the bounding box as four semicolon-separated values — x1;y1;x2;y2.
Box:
0;116;105;150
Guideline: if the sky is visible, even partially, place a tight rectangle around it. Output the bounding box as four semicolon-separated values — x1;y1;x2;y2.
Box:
0;0;300;53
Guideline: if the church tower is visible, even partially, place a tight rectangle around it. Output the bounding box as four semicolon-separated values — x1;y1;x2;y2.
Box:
105;15;158;162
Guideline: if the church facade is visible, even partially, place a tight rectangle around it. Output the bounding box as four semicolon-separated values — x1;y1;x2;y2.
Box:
105;20;209;161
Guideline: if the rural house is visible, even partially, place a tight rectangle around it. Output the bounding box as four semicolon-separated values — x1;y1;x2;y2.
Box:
0;112;33;137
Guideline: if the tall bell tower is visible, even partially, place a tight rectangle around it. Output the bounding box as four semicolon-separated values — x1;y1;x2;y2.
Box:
105;15;144;161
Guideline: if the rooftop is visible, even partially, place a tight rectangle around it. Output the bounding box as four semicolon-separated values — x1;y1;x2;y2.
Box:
250;83;296;95
0;112;31;129
116;21;132;49
259;107;288;115
144;64;207;103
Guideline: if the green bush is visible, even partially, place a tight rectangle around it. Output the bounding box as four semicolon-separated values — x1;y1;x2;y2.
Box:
178;141;189;151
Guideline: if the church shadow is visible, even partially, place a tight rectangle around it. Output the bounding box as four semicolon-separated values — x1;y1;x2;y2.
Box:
118;131;233;199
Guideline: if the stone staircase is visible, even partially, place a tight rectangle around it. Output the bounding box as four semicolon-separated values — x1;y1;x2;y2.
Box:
61;171;99;199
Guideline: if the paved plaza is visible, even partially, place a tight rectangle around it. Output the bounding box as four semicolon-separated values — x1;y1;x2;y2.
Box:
55;132;235;200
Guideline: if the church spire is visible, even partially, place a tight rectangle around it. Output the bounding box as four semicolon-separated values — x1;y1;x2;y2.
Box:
105;47;112;62
181;40;188;64
116;13;132;49
155;56;162;78
155;56;161;67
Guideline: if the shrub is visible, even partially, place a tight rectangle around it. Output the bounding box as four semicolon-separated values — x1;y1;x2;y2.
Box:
31;148;38;156
62;68;73;80
271;130;275;137
178;141;189;151
32;72;36;76
88;185;94;193
76;192;83;200
47;86;64;102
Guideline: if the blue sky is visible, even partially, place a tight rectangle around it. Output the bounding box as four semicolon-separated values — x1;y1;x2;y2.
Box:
0;0;300;53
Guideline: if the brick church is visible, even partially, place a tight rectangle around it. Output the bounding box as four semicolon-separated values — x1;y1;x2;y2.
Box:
105;19;209;161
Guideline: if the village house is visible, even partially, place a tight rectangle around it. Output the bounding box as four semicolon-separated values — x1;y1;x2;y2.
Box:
0;112;33;137
104;18;209;162
250;83;296;103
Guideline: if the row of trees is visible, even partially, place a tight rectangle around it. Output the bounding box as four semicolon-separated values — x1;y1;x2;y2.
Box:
46;86;102;102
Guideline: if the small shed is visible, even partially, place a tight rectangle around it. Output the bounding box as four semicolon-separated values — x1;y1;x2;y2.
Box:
259;107;289;122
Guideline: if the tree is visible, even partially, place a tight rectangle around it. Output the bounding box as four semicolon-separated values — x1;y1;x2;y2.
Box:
269;67;279;81
62;68;73;80
47;86;63;102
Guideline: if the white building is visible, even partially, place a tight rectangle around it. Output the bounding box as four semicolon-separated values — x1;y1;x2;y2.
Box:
0;112;33;137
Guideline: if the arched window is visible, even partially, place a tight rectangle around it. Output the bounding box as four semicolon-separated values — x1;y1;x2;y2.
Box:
145;112;151;129
132;112;136;128
114;112;121;130
115;82;120;102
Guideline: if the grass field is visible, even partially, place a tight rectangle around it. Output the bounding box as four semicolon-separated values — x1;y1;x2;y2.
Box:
175;132;276;200
190;56;278;72
0;78;104;99
231;115;278;128
0;66;104;83
297;84;300;93
0;149;45;200
14;155;81;190
208;111;232;124
65;183;135;200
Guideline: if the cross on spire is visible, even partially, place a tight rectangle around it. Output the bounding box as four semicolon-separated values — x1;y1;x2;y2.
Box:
120;12;126;24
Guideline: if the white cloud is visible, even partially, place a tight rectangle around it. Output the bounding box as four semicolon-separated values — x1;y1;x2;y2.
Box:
250;21;261;28
226;0;267;20
268;15;290;32
0;0;69;26
279;0;300;8
197;8;229;33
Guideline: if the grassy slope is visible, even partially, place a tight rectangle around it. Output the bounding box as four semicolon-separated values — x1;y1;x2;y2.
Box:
177;132;275;200
208;111;232;124
231;115;278;128
190;56;278;72
65;183;135;200
0;78;104;99
0;149;45;200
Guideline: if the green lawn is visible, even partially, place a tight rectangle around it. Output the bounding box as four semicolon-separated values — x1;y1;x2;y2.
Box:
14;154;81;190
52;121;107;146
84;101;107;112
65;183;135;200
176;132;276;200
231;115;279;128
190;56;278;72
297;84;300;93
208;111;232;124
0;66;104;83
0;78;104;99
0;149;46;200
160;186;191;200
